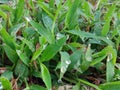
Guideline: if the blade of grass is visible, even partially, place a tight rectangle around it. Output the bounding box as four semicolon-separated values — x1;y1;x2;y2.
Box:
38;1;54;19
14;0;24;23
65;0;80;29
78;79;101;90
40;37;66;62
26;18;54;44
101;5;116;36
40;63;52;90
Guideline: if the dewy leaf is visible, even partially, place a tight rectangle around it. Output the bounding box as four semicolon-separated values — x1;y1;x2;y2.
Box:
26;19;54;44
99;81;120;90
65;0;80;29
60;51;71;80
106;54;114;82
69;49;82;69
85;44;92;62
40;37;66;62
40;63;52;90
0;77;12;90
66;30;114;46
16;50;30;66
3;44;18;63
101;5;116;36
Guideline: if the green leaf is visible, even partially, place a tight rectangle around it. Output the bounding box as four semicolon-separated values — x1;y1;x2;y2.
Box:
42;12;53;30
99;81;120;90
65;0;80;29
0;28;16;50
26;19;54;44
38;1;54;19
104;5;116;21
22;38;35;52
72;82;80;90
0;77;12;90
106;55;114;82
90;54;107;66
40;63;52;90
85;44;92;62
66;30;114;46
31;46;44;61
9;23;25;37
101;5;116;36
0;9;7;20
82;1;93;18
49;0;54;9
92;46;117;64
15;60;29;77
1;71;13;80
69;49;82;69
3;44;18;63
40;37;66;62
14;0;24;23
16;50;30;66
101;19;110;36
0;4;12;11
60;51;71;80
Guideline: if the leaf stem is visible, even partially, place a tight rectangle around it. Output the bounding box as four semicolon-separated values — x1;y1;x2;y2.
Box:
78;79;101;90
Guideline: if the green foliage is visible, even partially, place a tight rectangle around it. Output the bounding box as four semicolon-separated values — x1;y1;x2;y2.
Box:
0;77;12;90
0;0;120;89
40;63;52;90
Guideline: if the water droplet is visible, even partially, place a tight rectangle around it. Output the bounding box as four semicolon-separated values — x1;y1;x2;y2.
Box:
25;17;31;22
65;65;68;68
98;41;101;43
61;67;66;73
107;37;109;40
65;60;71;65
58;79;62;83
16;50;21;55
43;44;47;50
0;82;3;90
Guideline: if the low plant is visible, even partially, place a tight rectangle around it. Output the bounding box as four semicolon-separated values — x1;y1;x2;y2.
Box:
0;0;120;90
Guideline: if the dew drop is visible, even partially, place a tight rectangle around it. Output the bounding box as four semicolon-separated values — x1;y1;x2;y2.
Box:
65;60;71;65
16;50;21;55
61;67;66;73
25;17;31;22
0;82;3;90
58;79;62;83
107;37;109;40
65;65;68;68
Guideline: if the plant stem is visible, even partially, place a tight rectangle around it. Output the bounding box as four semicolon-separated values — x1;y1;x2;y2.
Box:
78;79;101;90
